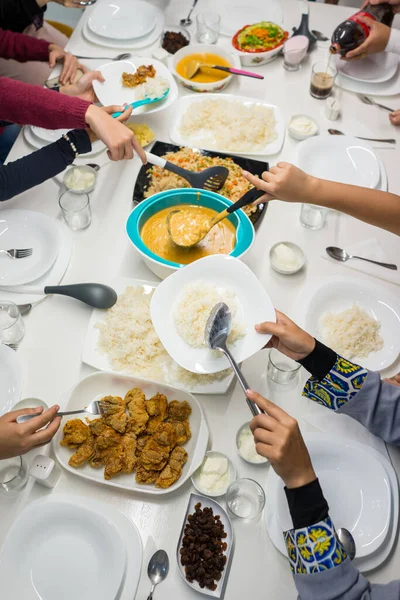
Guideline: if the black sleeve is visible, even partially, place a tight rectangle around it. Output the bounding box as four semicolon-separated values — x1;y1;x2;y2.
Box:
284;478;329;529
0;129;91;201
0;0;44;33
298;339;337;380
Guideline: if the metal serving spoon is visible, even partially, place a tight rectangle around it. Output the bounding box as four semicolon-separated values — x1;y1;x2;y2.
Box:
147;550;169;600
337;528;356;561
357;94;395;112
167;188;265;248
4;283;117;308
145;151;228;192
328;128;396;144
180;0;198;26
186;60;264;80
326;246;397;270
205;302;265;417
75;52;132;61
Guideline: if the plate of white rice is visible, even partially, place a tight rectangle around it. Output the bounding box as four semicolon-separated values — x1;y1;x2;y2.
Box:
295;277;400;371
169;93;285;156
93;59;178;115
150;255;276;374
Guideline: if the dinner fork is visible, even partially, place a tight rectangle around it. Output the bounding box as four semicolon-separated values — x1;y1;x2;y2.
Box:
16;399;110;424
357;94;395;112
0;248;33;259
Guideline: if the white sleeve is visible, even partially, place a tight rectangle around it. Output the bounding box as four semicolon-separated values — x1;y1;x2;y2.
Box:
386;27;400;54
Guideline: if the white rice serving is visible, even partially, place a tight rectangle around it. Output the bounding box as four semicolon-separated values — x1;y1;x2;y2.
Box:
319;303;383;359
96;286;231;388
173;281;247;348
136;76;169;101
178;98;277;152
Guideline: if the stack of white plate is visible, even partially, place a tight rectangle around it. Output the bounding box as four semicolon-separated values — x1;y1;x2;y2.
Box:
83;0;164;49
335;51;400;96
264;433;399;572
296;134;388;191
0;210;73;305
24;125;105;159
0;495;142;600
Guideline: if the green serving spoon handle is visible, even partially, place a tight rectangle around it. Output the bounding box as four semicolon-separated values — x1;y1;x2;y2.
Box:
112;89;169;118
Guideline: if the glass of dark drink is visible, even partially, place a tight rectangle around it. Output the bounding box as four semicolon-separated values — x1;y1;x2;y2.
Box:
310;61;337;99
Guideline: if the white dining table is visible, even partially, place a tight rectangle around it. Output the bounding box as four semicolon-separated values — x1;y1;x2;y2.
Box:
1;0;400;598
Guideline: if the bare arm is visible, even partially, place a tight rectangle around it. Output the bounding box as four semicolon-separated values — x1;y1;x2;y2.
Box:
244;163;400;236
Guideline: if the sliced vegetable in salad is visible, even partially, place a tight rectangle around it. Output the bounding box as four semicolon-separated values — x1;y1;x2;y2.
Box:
232;21;288;53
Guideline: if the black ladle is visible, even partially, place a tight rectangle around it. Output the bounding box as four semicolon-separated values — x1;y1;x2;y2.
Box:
291;1;318;50
18;283;117;308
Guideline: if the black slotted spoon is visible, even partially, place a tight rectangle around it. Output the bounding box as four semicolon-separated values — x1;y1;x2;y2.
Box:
144;151;228;192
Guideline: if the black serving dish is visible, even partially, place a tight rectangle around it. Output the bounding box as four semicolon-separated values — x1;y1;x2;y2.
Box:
132;141;269;229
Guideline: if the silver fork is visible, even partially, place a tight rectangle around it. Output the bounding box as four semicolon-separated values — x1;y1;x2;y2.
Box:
357;94;395;112
16;399;110;423
0;248;33;259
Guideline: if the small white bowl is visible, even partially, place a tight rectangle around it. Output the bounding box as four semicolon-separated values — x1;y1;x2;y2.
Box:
236;422;268;465
161;26;191;55
269;241;305;275
191;450;236;497
63;165;98;193
12;397;48;413
287;114;319;141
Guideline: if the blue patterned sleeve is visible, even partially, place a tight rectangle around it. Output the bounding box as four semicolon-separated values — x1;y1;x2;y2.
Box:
302;356;368;411
284;516;347;575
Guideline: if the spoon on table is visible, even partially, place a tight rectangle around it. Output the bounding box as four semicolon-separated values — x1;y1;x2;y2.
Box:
112;89;170;118
147;550;169;600
357;94;395;112
328;128;396;144
145;151;228;192
75;52;132;61
326;246;397;270
337;528;356;561
1;283;118;308
186;60;264;80
180;0;198;26
168;188;265;248
205;302;265;417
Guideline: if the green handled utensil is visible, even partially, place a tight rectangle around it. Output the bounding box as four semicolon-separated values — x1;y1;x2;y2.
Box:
112;88;170;118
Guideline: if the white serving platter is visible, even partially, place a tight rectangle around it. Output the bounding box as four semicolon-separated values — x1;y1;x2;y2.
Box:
336;52;398;84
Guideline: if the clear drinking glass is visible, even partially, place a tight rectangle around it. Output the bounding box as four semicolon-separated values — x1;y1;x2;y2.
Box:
267;348;301;384
310;60;337;99
226;478;265;522
59;190;91;230
300;203;329;230
196;12;221;44
0;301;25;346
0;456;29;493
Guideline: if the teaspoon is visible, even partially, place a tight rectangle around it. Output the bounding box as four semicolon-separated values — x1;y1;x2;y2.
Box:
326;246;397;270
328;128;396;144
180;0;198;26
147;550;169;600
337;528;356;560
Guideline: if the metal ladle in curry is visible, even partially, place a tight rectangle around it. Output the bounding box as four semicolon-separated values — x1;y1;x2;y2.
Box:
167;188;266;248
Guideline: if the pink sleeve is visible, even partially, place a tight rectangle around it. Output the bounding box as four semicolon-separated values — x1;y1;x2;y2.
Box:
0;78;91;130
0;28;50;62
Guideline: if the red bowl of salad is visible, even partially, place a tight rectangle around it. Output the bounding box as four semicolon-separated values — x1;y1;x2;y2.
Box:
232;21;288;66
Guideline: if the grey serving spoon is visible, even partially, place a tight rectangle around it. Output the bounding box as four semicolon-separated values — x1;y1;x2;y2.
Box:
4;283;117;308
337;528;356;561
357;94;395;112
326;246;397;270
145;151;228;192
147;550;169;600
205;302;265;417
328;128;396;144
75;52;132;61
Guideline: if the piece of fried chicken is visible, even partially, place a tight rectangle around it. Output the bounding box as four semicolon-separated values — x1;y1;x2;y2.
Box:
103;432;137;480
155;446;188;489
145;393;168;434
101;395;126;415
167;400;192;422
152;422;177;451
140;438;170;471
125;388;149;435
61;419;90;448
136;465;158;484
135;433;151;459
169;420;191;445
105;410;130;434
69;436;95;467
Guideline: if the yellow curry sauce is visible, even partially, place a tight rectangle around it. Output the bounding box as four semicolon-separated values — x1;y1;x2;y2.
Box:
140;205;236;264
176;53;231;83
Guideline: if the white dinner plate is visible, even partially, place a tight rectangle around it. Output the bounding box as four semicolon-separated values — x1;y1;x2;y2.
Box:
150;255;275;375
0;498;126;600
0;210;60;286
88;0;157;40
93;59;178;115
82;9;164;50
218;0;283;36
26;126;105;158
0;344;23;416
54;371;209;494
177;493;234;598
336;65;400;96
169;93;285;157
336;52;399;84
296;135;380;189
264;435;398;570
82;276;235;394
294;276;400;371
